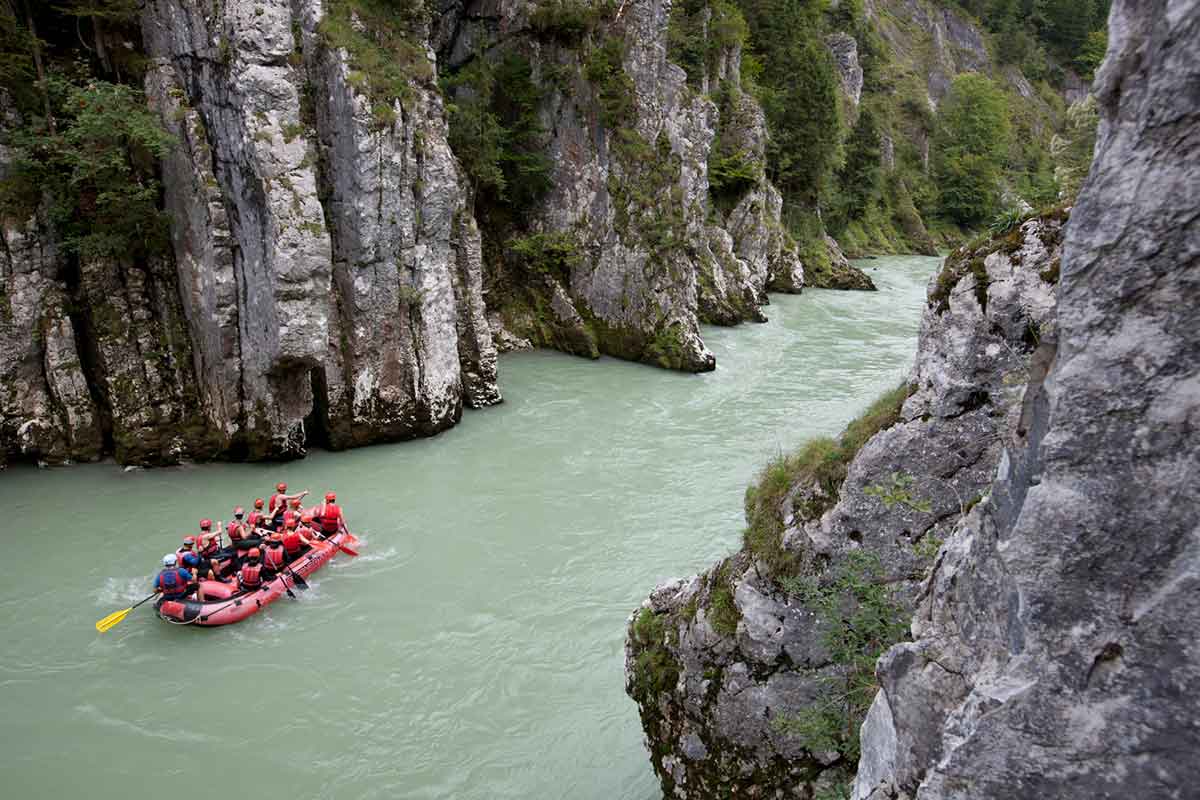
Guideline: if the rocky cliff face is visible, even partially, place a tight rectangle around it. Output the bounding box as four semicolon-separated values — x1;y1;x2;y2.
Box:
435;0;806;371
628;2;1199;798
0;0;813;466
855;3;1200;797
625;209;1065;797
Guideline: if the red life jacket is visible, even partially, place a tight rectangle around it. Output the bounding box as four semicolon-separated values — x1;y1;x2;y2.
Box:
282;530;303;555
175;547;194;565
269;493;284;513
158;567;190;596
282;509;301;529
263;544;286;570
247;511;263;528
239;563;263;589
227;520;245;541
199;536;220;557
318;503;342;534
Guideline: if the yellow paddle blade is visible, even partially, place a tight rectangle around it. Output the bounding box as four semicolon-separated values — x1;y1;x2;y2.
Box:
95;607;133;633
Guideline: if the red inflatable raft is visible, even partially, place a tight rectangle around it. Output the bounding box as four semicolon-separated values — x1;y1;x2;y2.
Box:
155;529;360;627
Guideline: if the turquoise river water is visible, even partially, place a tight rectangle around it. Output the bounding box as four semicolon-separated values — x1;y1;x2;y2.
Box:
0;256;939;799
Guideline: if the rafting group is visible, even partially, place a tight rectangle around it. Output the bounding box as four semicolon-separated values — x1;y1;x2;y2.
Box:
154;483;344;602
95;482;361;631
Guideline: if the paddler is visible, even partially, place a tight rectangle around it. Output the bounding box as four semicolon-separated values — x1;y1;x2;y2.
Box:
314;491;344;537
154;554;194;601
268;483;309;519
175;536;197;566
237;548;265;592
261;534;287;580
280;517;312;562
282;497;304;530
246;498;266;530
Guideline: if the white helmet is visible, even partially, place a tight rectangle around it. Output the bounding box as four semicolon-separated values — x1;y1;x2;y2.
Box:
162;554;177;567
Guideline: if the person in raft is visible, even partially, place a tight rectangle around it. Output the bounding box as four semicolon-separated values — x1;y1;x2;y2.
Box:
238;548;265;592
280;517;313;562
314;492;344;537
268;483;309;519
261;534;287;580
154;554;194;601
175;536;197;567
246;498;266;530
208;548;238;583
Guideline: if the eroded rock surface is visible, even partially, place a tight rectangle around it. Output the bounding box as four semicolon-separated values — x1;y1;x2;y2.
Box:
855;4;1200;797
626;212;1066;797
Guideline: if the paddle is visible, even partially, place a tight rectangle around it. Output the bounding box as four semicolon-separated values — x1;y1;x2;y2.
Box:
96;592;157;633
314;521;358;557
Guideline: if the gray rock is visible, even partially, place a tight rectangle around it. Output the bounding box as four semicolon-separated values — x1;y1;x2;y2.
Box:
826;32;864;110
855;3;1200;797
627;205;1068;797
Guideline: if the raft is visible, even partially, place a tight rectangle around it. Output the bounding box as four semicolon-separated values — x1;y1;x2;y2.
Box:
155;528;360;627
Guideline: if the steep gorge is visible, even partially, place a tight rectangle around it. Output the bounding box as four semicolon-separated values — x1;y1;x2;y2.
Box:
625;1;1198;797
0;0;1088;468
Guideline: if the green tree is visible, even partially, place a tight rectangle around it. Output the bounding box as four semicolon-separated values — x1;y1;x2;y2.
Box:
828;106;883;232
2;78;175;258
1050;95;1098;201
932;74;1012;226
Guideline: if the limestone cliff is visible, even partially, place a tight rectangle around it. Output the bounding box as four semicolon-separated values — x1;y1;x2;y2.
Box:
854;3;1200;796
0;0;809;466
625;207;1064;797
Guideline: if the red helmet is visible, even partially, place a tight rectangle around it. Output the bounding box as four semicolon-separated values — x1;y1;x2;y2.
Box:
290;497;302;507
276;482;287;492
301;513;314;524
234;506;244;517
247;547;261;559
325;492;336;502
199;519;212;530
285;517;298;529
182;536;195;546
254;498;264;509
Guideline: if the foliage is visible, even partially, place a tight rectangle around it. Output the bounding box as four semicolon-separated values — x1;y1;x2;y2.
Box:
529;0;611;44
1050;95;1098;201
775;550;908;762
827;105;883;234
667;0;749;87
932;74;1012;226
508;231;582;281
629;608;681;702
583;36;637;130
988;205;1031;236
952;0;1109;78
444;52;552;214
708;560;741;635
1075;28;1108;77
864;472;933;513
318;0;431;121
708;145;761;206
743;383;910;577
1;77;174;259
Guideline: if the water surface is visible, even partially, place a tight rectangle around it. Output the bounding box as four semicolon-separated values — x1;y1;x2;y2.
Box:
0;255;938;799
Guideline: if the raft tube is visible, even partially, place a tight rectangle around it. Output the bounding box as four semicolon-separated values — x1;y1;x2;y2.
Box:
155;529;360;627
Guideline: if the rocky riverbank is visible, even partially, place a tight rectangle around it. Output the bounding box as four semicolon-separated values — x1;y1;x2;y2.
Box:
625;1;1200;797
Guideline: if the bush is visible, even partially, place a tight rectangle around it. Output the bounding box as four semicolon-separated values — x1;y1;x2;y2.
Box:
508;231;582;281
774;550;908;762
1;78;175;259
529;0;611;43
932;74;1012;226
629;608;681;701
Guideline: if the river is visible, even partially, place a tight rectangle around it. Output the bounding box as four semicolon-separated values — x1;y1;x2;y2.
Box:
0;255;939;799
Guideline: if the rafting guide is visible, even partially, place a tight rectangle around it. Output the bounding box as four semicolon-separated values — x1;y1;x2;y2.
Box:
94;482;360;632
